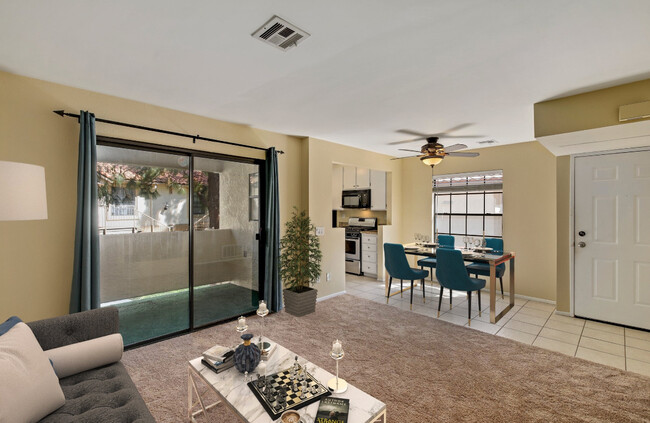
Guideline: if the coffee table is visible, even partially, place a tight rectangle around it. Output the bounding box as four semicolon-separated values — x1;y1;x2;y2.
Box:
188;337;386;423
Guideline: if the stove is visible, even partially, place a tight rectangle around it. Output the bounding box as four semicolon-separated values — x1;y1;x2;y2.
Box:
345;218;377;275
345;217;377;235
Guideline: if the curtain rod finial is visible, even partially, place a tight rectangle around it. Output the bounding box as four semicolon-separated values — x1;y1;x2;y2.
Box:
53;110;65;117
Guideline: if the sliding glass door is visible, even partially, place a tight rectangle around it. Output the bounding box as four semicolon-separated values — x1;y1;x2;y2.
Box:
97;145;191;346
97;141;262;346
192;157;261;327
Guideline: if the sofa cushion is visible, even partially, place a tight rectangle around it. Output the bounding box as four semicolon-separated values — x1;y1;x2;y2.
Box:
27;308;119;351
0;318;66;423
46;334;123;379
39;362;154;423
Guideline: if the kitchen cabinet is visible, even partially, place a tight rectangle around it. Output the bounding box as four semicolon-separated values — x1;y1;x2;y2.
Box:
361;233;377;276
356;168;370;189
332;165;343;209
370;170;387;211
343;165;356;190
343;166;370;190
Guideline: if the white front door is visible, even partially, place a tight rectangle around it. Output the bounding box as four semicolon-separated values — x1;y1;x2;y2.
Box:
574;150;650;330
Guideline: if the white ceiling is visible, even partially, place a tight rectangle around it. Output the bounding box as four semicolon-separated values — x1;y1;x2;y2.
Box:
1;0;650;156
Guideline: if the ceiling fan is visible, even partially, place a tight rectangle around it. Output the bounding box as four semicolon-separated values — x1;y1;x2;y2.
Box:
391;126;482;166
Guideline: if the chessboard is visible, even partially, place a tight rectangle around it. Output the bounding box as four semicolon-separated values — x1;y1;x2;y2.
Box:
247;366;331;420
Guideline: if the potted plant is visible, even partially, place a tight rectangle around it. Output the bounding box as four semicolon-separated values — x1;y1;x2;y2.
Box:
280;208;322;316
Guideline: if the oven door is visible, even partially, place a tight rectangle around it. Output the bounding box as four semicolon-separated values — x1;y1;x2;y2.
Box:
345;237;360;260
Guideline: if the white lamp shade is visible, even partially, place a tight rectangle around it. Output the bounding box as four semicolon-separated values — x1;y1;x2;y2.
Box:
0;161;48;221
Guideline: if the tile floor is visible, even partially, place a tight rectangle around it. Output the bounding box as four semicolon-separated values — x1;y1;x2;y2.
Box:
345;274;650;377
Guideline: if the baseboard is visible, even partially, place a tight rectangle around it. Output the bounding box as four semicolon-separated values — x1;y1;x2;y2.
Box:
424;279;556;305
317;291;346;302
554;310;573;317
508;293;556;305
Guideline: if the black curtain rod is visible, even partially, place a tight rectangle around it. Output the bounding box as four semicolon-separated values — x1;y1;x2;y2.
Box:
53;110;284;154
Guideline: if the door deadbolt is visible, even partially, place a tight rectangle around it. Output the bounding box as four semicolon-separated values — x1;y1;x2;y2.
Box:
578;242;586;248
578;231;586;237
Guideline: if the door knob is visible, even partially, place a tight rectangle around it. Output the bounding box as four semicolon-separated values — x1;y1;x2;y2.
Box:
578;242;586;248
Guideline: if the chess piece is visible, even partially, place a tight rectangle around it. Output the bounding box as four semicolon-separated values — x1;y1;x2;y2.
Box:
292;380;298;392
300;379;307;399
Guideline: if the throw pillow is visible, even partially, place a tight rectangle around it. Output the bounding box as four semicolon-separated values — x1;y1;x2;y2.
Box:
0;317;65;423
46;333;123;378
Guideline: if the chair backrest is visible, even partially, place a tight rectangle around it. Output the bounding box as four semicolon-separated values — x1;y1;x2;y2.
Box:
485;238;503;254
438;234;455;248
435;248;475;291
384;243;414;280
485;238;505;270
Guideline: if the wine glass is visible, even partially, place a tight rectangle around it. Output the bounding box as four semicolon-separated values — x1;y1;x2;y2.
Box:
473;237;482;250
462;236;469;249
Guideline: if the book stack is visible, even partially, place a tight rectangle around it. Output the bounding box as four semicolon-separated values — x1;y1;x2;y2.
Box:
201;344;235;374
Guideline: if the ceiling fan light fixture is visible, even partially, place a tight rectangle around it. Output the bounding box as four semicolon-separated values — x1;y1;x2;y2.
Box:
421;156;443;167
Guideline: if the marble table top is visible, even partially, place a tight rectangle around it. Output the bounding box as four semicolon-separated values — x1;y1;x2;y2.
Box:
189;337;385;423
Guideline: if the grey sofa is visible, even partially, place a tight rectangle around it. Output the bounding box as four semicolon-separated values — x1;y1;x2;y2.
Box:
27;307;155;423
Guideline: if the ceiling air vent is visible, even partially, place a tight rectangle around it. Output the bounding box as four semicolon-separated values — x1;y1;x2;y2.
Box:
478;139;498;145
252;15;310;51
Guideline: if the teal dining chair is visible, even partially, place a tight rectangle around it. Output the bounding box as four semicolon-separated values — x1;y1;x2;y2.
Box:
465;238;506;299
418;234;454;307
417;234;455;280
435;248;486;325
384;243;429;310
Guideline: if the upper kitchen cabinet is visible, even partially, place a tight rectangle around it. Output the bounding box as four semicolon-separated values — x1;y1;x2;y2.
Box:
356;167;370;189
370;170;387;210
343;166;371;190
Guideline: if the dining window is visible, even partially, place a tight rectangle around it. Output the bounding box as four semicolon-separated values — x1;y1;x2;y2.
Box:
433;171;503;247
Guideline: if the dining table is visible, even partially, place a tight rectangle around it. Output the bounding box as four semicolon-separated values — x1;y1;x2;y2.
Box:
386;243;516;324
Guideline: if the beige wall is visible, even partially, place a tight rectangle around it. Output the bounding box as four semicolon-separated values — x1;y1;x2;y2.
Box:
555;156;571;312
535;80;650;311
400;141;558;302
534;78;650;138
304;137;403;298
0;71;304;321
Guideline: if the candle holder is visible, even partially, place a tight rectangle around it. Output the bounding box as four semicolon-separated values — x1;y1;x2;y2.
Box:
256;300;272;356
327;340;347;393
235;316;248;345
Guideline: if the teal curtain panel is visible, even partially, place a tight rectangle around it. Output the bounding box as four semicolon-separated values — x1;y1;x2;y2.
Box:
263;147;282;311
69;111;100;313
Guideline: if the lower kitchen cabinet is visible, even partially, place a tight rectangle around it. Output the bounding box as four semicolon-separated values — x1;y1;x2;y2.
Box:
361;233;377;276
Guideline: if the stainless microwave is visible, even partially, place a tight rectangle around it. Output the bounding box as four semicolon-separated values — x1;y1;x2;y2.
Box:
342;189;370;208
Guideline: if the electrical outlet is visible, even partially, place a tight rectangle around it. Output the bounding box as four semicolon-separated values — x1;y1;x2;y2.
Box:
326;272;331;282
316;227;325;236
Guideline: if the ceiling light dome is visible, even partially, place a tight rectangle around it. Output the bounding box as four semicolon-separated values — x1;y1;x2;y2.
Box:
421;156;443;167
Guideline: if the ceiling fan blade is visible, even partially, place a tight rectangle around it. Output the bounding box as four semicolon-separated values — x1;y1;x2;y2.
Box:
443;143;468;152
390;155;422;160
398;148;422;153
437;123;474;135
396;129;430;137
388;137;427;145
437;134;485;139
446;152;480;157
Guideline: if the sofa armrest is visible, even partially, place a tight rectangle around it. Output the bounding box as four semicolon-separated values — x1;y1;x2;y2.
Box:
27;307;119;350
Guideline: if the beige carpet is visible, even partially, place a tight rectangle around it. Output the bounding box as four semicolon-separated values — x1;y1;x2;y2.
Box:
122;295;650;422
